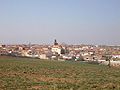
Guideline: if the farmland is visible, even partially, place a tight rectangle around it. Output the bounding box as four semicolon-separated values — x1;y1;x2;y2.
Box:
0;56;120;90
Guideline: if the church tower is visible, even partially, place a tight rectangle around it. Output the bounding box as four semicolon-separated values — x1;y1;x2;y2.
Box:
54;39;58;45
52;39;62;55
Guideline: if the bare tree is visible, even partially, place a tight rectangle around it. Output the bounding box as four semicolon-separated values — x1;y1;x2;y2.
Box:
105;48;112;68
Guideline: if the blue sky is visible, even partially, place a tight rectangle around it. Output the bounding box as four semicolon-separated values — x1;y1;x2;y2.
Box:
0;0;120;45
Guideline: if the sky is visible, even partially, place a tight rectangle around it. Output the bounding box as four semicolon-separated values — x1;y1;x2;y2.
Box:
0;0;120;45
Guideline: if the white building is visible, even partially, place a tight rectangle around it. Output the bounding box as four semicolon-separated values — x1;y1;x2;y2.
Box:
51;39;62;55
39;54;48;59
112;55;120;58
51;45;62;54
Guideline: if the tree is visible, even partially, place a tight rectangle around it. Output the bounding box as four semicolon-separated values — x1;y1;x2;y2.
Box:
61;48;65;54
104;49;112;68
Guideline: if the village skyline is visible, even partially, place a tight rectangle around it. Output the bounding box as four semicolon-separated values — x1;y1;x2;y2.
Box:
0;40;120;46
0;0;120;45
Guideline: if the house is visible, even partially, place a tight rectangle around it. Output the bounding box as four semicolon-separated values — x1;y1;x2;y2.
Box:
83;55;94;61
112;55;120;59
21;49;38;58
39;54;48;59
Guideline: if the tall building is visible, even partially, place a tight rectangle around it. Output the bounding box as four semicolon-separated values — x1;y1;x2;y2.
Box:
51;39;62;54
54;39;58;45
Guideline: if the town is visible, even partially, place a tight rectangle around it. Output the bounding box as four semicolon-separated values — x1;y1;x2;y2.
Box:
0;39;120;67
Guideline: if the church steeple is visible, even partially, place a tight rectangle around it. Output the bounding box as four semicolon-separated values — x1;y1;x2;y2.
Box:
54;39;58;45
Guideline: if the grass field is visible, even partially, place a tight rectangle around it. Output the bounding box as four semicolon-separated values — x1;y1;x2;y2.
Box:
0;56;120;90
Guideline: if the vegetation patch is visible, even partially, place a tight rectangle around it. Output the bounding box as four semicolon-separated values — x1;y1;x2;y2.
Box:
0;56;120;90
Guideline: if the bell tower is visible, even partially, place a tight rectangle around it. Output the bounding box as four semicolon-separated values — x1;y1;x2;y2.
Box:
54;39;58;45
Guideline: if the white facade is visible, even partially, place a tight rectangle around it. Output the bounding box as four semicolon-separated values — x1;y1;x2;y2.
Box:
39;54;48;59
51;47;61;54
112;55;120;58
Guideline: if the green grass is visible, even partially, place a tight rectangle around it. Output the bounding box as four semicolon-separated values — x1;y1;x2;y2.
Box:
0;56;120;90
